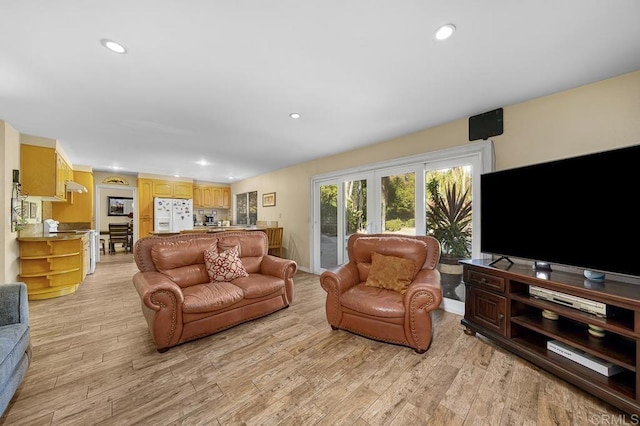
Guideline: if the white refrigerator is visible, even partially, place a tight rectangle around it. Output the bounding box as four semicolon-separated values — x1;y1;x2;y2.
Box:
154;198;194;233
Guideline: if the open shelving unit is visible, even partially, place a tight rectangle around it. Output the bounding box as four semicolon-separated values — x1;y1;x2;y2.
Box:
460;259;640;415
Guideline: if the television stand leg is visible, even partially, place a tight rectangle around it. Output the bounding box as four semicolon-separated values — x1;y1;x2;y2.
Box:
489;256;514;267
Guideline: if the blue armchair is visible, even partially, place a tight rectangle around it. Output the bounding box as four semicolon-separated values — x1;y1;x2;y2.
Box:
0;283;31;416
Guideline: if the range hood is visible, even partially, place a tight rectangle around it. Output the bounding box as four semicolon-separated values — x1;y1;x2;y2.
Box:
65;181;88;193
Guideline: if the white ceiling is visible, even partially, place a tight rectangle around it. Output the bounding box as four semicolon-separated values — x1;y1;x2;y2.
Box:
2;1;640;182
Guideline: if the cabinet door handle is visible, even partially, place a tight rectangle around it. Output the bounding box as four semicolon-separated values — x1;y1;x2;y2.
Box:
480;278;487;283
498;313;505;321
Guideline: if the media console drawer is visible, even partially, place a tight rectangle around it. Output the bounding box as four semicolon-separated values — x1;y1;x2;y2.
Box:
465;268;505;292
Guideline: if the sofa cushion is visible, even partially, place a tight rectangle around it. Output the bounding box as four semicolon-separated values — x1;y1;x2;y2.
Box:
182;282;244;314
218;234;266;273
151;239;217;287
204;245;249;282
352;236;427;283
341;285;405;318
0;323;30;392
230;274;285;299
364;251;416;294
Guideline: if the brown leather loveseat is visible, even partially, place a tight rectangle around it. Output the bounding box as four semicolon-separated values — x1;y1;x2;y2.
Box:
133;231;296;352
320;233;442;353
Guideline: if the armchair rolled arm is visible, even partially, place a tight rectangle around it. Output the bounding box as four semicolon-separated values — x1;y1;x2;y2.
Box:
403;269;443;352
0;283;29;327
319;262;360;295
132;272;185;350
320;262;360;327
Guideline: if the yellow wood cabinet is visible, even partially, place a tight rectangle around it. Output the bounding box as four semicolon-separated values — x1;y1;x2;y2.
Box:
213;186;231;209
137;178;194;236
18;234;89;300
151;180;193;199
52;170;94;225
194;185;230;208
193;185;202;207
21;144;71;201
137;178;154;238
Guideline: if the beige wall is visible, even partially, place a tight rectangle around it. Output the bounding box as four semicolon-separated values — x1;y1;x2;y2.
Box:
232;70;640;271
1;121;22;282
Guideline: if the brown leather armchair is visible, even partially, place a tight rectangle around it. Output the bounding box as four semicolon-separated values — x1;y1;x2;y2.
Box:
320;233;442;353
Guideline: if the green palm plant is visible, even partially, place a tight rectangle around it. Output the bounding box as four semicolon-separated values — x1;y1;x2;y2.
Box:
426;178;472;259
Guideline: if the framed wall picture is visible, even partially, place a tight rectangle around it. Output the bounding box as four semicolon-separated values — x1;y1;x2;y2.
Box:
262;192;276;207
29;202;37;219
107;196;134;216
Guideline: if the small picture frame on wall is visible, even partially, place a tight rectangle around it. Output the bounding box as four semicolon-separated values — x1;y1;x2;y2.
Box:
22;200;29;218
262;192;276;207
30;202;37;219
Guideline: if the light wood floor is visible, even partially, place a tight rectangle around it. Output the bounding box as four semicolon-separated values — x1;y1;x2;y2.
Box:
1;253;628;425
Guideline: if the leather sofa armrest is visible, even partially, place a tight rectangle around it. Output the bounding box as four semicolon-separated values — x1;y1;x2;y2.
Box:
320;262;360;295
260;255;297;280
402;269;443;352
132;271;185;351
260;255;297;304
320;263;360;327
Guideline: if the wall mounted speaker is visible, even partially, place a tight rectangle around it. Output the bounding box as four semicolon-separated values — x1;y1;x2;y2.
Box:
469;108;503;141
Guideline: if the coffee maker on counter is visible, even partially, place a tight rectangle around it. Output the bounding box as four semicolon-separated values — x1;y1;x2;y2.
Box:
204;213;216;226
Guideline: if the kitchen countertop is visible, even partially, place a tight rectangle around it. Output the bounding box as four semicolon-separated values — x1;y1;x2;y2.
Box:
17;231;92;241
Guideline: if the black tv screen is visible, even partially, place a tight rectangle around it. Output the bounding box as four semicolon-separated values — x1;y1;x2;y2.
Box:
480;144;640;278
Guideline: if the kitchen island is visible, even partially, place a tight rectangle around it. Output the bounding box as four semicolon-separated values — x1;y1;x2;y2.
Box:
17;231;92;300
149;226;266;236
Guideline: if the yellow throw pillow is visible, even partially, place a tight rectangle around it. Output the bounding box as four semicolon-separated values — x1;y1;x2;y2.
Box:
364;251;416;294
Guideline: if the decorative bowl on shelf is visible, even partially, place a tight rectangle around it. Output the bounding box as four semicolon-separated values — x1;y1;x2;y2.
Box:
584;270;605;281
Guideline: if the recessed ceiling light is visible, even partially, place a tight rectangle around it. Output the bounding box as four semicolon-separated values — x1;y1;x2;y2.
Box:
228;176;235;180
100;39;127;54
435;24;456;41
196;160;210;166
289;113;301;119
110;165;123;170
173;173;180;178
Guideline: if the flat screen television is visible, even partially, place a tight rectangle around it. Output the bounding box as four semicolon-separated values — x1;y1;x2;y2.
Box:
480;144;640;278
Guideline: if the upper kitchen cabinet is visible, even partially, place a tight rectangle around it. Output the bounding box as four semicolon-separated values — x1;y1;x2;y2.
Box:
151;180;192;199
193;183;230;208
51;169;94;225
213;186;230;209
20;135;73;202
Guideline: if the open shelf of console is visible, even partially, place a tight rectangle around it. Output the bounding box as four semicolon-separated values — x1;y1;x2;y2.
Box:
460;258;640;416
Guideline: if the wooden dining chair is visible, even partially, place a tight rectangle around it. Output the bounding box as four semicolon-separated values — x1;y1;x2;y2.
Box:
265;227;284;257
108;223;130;254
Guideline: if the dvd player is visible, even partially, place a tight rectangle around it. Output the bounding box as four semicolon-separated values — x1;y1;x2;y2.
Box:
530;286;609;317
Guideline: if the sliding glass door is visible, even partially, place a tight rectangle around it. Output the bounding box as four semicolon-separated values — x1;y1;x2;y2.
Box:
312;142;492;314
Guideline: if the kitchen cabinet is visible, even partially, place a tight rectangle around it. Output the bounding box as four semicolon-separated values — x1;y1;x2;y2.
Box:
137;178;193;237
52;170;94;225
193;184;230;208
213;186;231;208
137;178;154;238
18;233;90;300
151;180;192;199
21;143;72;202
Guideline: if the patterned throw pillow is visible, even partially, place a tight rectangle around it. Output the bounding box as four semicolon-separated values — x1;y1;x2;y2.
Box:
204;245;249;282
364;251;416;294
